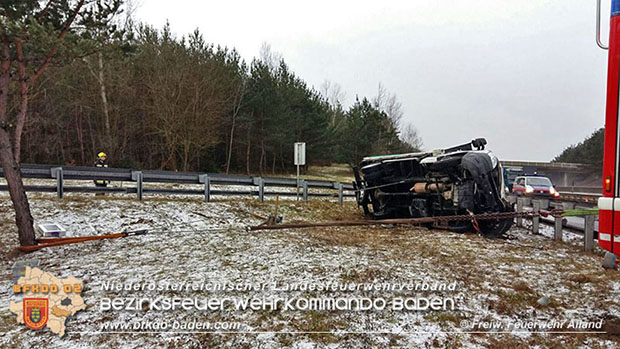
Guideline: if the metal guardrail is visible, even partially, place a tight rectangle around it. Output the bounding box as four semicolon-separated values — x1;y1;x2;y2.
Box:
500;160;587;170
0;164;356;205
556;186;602;194
507;191;601;205
556;191;601;205
514;197;598;252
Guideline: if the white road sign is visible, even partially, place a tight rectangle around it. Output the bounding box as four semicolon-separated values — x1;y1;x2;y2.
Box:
294;142;306;166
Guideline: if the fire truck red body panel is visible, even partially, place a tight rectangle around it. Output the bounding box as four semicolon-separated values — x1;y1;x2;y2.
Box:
599;0;620;253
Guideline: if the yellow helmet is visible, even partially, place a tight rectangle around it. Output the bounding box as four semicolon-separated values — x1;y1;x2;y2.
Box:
98;152;107;158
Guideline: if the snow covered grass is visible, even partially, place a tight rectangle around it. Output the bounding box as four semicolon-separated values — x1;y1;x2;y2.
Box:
277;163;355;183
305;164;355;183
0;190;619;348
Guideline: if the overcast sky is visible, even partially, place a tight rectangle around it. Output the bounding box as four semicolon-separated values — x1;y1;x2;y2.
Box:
135;0;609;161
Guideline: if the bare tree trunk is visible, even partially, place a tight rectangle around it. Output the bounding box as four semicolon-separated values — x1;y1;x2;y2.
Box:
225;112;236;174
259;139;265;176
97;52;112;146
246;127;251;175
84;53;112;150
272;153;276;174
76;115;85;164
168;145;177;171
259;120;266;175
57;121;66;161
86;111;97;159
226;80;246;174
0;42;35;246
13;40;28;163
280;147;285;172
182;142;190;172
0;1;86;247
0;136;35;246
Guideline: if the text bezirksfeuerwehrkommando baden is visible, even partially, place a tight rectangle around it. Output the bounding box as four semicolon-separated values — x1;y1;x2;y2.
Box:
98;280;459;312
100;295;456;312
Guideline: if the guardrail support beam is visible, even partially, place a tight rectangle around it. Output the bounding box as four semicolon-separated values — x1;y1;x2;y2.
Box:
532;200;540;234
199;174;210;202
584;215;595;251
258;178;264;202
338;183;343;206
302;180;308;202
516;198;523;228
51;167;63;199
554;216;563;241
131;171;143;201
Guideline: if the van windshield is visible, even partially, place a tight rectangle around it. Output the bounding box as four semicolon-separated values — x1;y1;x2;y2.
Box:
526;177;552;186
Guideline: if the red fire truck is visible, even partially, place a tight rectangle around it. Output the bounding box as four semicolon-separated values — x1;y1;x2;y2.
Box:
598;0;620;261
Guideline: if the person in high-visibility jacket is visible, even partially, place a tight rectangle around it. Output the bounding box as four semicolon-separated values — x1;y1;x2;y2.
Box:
94;152;110;189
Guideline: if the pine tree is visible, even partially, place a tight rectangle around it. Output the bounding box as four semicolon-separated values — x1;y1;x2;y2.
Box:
0;0;122;246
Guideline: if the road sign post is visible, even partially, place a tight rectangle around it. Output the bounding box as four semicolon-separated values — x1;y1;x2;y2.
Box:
294;142;306;201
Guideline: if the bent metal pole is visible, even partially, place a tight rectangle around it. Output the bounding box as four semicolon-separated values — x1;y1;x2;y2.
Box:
18;229;149;252
249;211;538;231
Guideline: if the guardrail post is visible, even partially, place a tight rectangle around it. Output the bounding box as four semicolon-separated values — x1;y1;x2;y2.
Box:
516;198;523;228
131;171;143;201
532;200;540;234
338;183;343;206
199;174;210;202
258;178;264;202
51;167;63;199
506;194;517;205
584;215;595;251
302;180;308;202
554;215;563;241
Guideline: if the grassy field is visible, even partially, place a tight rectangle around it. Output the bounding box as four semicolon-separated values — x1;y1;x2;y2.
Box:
0;174;619;347
281;163;355;183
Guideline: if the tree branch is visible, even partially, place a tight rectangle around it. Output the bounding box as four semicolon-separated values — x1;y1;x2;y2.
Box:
36;0;57;21
31;0;86;84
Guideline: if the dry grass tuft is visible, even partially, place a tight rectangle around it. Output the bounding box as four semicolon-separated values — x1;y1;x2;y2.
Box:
512;280;532;293
567;273;593;284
